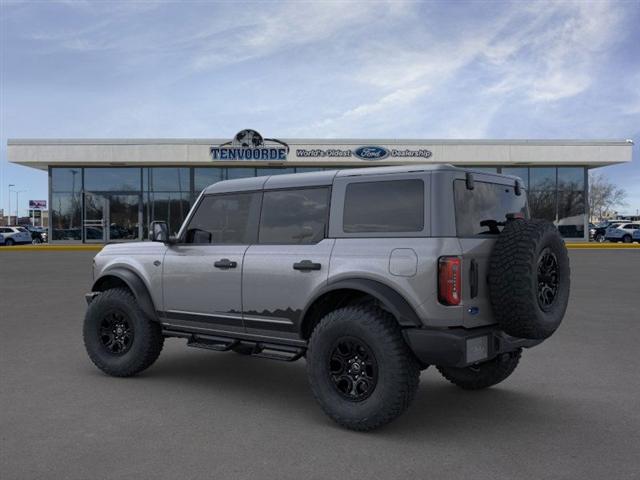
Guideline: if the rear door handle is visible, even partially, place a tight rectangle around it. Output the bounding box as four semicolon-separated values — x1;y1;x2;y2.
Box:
293;260;321;271
214;258;237;269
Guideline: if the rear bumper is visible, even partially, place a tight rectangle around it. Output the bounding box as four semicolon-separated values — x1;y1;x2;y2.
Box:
403;326;542;368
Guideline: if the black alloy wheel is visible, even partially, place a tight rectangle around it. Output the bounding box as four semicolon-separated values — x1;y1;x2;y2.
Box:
537;248;559;310
329;337;378;402
99;311;134;355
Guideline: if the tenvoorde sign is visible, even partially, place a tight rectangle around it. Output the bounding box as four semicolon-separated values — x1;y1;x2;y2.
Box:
211;129;289;160
211;131;433;162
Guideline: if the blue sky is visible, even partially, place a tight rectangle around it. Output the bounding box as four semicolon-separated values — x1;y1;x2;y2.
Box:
1;0;639;216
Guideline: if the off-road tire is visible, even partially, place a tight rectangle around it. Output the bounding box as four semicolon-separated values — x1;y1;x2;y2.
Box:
489;219;570;340
437;349;522;390
306;306;420;431
83;288;164;377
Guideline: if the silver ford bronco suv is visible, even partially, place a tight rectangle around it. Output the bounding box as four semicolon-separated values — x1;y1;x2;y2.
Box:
84;165;570;431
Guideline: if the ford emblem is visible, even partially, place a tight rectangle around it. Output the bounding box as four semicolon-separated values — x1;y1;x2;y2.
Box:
354;146;389;160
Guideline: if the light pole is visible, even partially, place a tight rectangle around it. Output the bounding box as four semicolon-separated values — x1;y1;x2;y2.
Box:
8;184;15;225
15;190;26;224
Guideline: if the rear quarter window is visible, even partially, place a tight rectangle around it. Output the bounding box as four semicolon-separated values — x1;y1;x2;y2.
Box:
343;179;424;233
454;180;529;236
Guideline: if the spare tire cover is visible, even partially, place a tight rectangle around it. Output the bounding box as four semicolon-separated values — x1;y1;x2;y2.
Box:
488;219;570;340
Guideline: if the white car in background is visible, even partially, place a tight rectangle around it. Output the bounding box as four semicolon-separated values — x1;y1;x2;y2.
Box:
605;223;640;243
0;226;32;246
0;232;4;245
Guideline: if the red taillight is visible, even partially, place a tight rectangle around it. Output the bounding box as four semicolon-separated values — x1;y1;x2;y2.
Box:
438;256;461;306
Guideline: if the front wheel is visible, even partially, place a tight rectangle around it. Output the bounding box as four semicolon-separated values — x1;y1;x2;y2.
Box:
595;233;605;243
622;235;632;243
83;288;164;377
306;306;420;431
32;237;42;244
437;349;522;390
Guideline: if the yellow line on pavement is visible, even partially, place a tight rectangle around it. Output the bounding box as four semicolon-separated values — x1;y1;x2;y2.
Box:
566;243;640;249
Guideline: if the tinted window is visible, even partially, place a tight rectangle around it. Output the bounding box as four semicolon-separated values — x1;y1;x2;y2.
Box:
455;180;529;236
185;193;260;244
343;180;424;233
259;188;329;244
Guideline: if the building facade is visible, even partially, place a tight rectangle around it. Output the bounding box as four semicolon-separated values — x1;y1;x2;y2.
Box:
7;132;633;243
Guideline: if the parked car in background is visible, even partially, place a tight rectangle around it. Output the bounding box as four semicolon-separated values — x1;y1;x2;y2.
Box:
20;225;48;244
605;223;640;243
0;226;32;246
591;221;625;242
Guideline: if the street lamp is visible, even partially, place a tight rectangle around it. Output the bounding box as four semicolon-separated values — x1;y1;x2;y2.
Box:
15;190;26;224
8;184;15;225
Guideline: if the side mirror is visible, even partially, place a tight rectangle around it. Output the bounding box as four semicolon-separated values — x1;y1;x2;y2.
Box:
150;221;169;243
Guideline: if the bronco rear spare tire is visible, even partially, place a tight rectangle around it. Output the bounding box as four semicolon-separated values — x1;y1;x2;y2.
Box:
489;219;570;340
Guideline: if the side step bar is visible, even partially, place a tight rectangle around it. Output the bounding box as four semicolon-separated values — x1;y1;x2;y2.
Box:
163;329;305;362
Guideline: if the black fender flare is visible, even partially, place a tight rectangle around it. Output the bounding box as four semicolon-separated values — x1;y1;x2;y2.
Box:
301;278;422;331
92;267;158;322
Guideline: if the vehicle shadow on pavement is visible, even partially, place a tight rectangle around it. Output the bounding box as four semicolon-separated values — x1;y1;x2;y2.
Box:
110;342;582;437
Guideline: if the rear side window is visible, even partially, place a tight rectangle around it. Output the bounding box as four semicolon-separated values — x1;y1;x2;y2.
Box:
184;192;261;244
343;179;424;233
259;188;330;244
454;180;529;236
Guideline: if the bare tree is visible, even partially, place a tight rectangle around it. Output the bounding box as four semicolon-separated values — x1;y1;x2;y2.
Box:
589;172;627;221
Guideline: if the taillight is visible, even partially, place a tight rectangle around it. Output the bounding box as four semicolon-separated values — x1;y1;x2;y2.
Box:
438;256;461;306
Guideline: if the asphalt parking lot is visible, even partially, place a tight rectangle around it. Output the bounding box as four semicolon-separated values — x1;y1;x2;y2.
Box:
1;249;639;480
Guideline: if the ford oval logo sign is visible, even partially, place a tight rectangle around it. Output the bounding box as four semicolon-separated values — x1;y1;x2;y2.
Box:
354;146;389;160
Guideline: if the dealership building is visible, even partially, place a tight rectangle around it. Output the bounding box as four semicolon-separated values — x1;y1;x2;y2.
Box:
7;132;633;243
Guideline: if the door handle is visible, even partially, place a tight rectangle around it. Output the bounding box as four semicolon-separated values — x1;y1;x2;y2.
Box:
293;260;321;271
214;258;237;269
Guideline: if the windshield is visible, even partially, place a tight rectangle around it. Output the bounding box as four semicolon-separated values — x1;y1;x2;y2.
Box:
454;180;529;236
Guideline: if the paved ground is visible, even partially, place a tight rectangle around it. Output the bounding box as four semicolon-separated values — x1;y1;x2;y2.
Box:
1;250;639;480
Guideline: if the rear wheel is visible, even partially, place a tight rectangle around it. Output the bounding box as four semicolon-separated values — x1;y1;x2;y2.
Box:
622;235;632;243
83;288;164;377
437;349;522;390
5;238;14;246
306;306;420;431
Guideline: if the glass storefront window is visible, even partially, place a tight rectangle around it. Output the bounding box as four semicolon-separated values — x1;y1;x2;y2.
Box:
51;168;82;193
529;167;556;190
143;192;191;238
146;168;189;192
194;168;224;192
557;190;585;238
51;192;82;240
528;190;557;222
557;167;584;191
226;168;256;180
501;168;529;188
85;168;141;191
